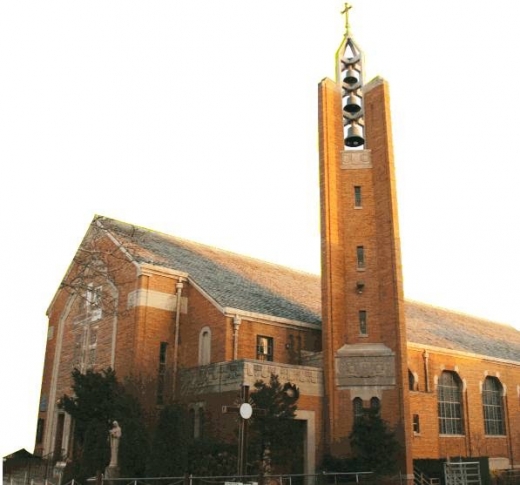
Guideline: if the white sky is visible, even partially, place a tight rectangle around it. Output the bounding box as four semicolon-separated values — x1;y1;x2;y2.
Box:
1;1;520;458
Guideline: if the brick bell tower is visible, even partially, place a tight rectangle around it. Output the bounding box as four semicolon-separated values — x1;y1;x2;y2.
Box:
318;4;413;478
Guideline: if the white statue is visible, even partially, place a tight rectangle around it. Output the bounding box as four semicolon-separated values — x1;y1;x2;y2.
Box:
108;421;122;468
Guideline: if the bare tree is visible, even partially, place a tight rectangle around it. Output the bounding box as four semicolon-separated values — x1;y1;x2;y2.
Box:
59;215;145;319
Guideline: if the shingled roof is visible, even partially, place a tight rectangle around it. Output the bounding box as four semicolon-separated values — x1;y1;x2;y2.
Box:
99;217;321;325
405;301;520;362
98;216;520;362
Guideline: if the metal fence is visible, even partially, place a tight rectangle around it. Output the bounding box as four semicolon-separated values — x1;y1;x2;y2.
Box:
87;472;378;485
444;462;481;485
3;472;381;485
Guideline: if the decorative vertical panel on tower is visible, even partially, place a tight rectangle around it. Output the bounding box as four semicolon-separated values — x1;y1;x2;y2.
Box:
319;5;413;479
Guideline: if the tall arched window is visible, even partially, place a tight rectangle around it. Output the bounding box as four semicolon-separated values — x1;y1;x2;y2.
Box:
483;376;505;435
198;327;211;365
438;371;464;435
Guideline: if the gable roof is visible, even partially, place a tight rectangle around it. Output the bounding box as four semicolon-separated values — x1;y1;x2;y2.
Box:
97;216;520;362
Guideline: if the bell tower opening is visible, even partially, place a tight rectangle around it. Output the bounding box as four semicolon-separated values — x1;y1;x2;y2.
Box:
339;3;365;148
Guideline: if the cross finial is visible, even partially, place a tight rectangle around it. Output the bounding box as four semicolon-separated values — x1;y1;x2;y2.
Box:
341;3;352;34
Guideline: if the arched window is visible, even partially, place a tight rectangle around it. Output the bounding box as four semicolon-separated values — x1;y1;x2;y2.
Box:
483;377;505;435
353;397;363;420
198;327;211;365
438;371;464;435
370;397;380;413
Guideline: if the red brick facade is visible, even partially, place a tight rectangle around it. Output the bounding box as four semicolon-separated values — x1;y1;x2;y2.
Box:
35;225;324;474
408;344;520;467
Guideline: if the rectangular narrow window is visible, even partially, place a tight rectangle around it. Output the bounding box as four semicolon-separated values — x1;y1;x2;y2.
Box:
189;409;195;437
353;397;364;420
356;246;365;269
409;370;417;391
54;413;65;458
359;310;367;335
197;407;205;439
256;336;274;361
413;414;420;433
36;418;45;444
157;342;168;405
354;186;362;207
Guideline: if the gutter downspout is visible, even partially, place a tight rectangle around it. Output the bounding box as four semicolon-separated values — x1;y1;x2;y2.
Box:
464;381;471;456
172;279;184;400
233;315;241;360
505;392;514;469
423;350;430;392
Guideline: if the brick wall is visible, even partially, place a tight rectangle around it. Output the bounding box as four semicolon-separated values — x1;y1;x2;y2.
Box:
408;345;520;467
36;224;325;464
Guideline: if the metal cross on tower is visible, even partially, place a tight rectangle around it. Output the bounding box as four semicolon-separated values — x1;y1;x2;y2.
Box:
341;3;352;34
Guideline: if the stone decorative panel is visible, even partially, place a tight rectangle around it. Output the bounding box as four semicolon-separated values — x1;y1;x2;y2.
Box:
340;149;372;169
244;362;322;394
335;343;396;387
179;359;323;397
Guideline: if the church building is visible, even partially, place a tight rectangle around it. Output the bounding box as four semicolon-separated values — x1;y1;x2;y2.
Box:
34;6;520;481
